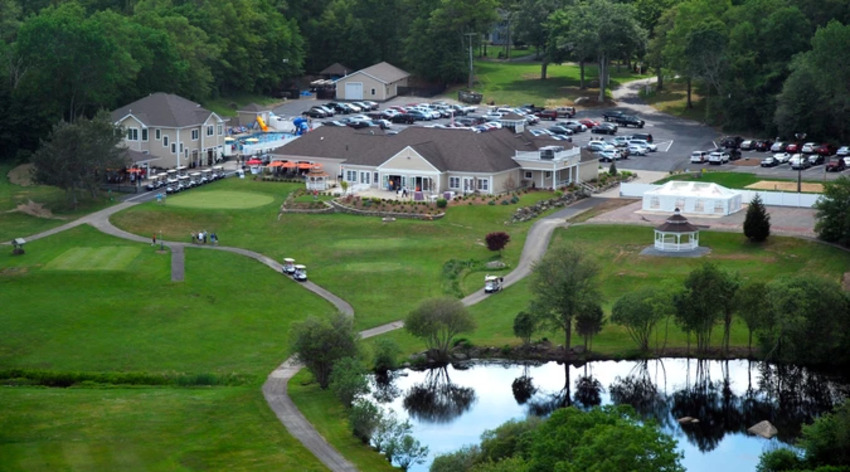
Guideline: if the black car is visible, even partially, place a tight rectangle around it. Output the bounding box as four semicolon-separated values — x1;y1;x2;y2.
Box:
390;113;416;124
754;139;773;152
324;102;351;114
614;115;645;128
630;132;653;143
346;120;373;129
303;107;328;118
720;136;743;149
591;123;618;135
547;125;574;135
602;110;625;122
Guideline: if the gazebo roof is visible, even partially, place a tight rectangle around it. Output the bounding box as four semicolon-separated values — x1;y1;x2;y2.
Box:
655;208;699;233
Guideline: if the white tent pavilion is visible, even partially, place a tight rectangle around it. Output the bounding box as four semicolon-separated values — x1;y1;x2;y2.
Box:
654;208;700;252
643;181;742;216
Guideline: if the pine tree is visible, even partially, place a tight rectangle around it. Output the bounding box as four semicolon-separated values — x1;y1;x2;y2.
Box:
743;194;770;242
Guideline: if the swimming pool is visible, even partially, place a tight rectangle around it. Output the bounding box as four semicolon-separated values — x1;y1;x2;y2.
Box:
239;132;294;144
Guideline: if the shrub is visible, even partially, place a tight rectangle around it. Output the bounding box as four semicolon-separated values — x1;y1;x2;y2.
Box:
436;198;448;208
373;338;400;372
350;399;382;444
501;199;510;205
488;200;496;205
329;357;370;407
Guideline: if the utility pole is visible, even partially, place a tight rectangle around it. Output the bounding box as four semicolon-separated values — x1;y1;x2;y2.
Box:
465;32;477;90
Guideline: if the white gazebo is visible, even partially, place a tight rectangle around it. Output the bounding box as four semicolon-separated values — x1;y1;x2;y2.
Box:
305;165;330;192
643;181;742;216
654;208;700;252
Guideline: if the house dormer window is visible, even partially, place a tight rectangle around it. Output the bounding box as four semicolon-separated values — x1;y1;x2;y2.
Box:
127;128;139;141
141;129;148;141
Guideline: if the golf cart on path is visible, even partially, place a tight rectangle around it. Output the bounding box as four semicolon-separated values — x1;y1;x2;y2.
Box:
282;258;296;275
484;275;503;293
293;264;307;282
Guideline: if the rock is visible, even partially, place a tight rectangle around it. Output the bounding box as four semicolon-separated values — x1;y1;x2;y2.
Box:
677;416;699;424
485;261;506;269
747;420;778;439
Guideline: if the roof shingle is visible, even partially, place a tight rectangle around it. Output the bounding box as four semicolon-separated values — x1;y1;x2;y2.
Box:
111;92;216;128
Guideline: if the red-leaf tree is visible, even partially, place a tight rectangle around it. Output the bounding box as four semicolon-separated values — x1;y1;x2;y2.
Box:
486;232;511;255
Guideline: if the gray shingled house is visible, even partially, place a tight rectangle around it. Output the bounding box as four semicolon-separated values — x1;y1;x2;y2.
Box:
111;93;227;169
271;126;598;196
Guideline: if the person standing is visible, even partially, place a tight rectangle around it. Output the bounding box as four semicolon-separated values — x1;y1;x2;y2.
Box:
152;233;156;246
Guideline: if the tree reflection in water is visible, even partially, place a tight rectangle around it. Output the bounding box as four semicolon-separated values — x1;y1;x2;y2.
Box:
402;366;476;423
371;370;402;404
512;364;537;405
609;360;672;429
573;365;603;409
670;359;738;452
526;363;572;416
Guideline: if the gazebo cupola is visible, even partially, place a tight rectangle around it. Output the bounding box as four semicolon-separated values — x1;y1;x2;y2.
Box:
654;208;699;252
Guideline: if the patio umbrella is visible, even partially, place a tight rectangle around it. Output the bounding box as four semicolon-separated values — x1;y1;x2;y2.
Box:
282;161;296;168
297;162;313;169
246;158;263;165
267;161;285;167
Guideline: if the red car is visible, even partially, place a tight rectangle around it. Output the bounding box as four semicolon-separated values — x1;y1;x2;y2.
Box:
816;143;837;156
579;118;600;128
786;143;800;153
534;109;559;120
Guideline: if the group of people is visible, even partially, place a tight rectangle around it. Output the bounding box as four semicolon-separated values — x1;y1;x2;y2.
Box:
191;230;218;245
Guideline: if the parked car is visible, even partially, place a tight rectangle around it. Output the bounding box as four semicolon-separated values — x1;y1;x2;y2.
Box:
739;140;754;151
591;123;618;135
612;136;630;147
773;152;791;164
786;143;800;153
815;143;837;156
535;109;559;120
550;134;573;142
579;118;601;128
588;141;616;153
406;110;431;121
760;156;779;167
370;119;392;129
807;153;825;165
801;142;818;154
560;121;586;133
720;136;743;149
770;141;787;152
598;150;622;162
628;139;656;152
390;113;416;124
826;157;846;172
754;139;773;152
709;150;730;164
556;106;576;117
690;150;709;164
632;133;653;143
346;120;373;129
836;146;850;156
627;144;648;156
602;110;625;122
315;105;335;116
547;125;573;135
790;154;811;169
302;107;328;118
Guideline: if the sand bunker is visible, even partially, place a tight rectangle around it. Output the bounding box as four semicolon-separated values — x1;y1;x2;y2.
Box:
11;200;58;219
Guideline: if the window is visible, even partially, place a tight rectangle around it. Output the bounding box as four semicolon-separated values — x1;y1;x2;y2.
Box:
141;129;148;141
207;125;214;136
163;135;169;147
371;88;376;96
179;143;183;153
360;172;370;184
544;171;552;178
694;199;704;212
155;129;161;140
524;171;533;179
650;197;660;209
171;143;176;154
449;177;460;189
346;170;357;182
217;124;223;136
477;179;489;191
127;128;139;141
191;129;199;140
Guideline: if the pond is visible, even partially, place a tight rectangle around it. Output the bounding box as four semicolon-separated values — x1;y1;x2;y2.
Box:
366;359;850;472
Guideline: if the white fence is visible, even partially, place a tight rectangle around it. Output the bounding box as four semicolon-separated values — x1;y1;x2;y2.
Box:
619;183;822;208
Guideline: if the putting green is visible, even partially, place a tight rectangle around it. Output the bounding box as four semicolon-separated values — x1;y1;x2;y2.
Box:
166;190;275;209
45;247;142;271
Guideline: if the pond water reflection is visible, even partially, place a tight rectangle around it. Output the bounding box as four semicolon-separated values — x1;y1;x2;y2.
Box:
367;359;849;472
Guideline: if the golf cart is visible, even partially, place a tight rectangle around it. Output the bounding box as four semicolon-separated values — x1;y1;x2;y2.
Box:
282;258;296;275
484;275;503;293
293;264;308;282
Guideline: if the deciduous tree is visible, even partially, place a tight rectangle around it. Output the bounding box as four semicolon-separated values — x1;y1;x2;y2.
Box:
672;263;734;355
513;310;538;345
405;297;476;363
612;288;665;352
575;303;604;352
485;231;510;255
529;246;602;360
290;312;360;388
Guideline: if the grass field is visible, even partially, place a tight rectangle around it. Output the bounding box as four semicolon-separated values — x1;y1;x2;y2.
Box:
658;171;825;193
166;190;277;210
44;246;142;271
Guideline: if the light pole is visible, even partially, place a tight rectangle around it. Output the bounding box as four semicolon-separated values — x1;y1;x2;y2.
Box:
465;33;477;90
795;132;806;193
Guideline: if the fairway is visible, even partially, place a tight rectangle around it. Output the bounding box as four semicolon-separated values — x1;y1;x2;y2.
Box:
166;190;275;209
44;246;142;271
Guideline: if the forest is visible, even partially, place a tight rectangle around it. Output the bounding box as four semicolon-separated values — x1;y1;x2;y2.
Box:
1;0;850;162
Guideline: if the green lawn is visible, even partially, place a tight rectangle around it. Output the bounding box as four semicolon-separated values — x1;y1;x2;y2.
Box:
0;163;115;241
655;170;822;190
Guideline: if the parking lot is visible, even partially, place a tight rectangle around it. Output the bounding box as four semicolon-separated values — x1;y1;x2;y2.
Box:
272;95;848;183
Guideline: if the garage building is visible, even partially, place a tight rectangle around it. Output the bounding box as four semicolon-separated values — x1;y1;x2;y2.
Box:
334;62;410;102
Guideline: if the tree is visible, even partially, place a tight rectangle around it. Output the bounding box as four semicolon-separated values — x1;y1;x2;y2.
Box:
373;412;429;471
612;288;665;352
733;282;771;355
30;111;127;208
575;303;604;352
349;398;382;444
372;337;400;372
329;357;369;407
758;399;850;471
485;231;511;255
513;310;538;345
529;246;602;360
744;194;771;242
405;297;476;363
672;263;735;355
290;312;360;388
430;445;481;472
814;176;850;247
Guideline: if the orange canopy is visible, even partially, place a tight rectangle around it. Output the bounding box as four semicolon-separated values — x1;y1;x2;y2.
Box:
282;161;297;168
297;162;313;169
267;161;285;167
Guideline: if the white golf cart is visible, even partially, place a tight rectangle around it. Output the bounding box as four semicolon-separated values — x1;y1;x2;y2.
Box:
484;275;503;293
293;264;308;282
282;258;296;275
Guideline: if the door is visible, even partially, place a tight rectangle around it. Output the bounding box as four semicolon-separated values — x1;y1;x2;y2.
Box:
345;82;363;100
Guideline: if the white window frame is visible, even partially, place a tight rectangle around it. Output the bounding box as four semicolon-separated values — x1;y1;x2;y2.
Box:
191;129;199;141
163;135;169;147
171;143;176;154
477;178;489;191
524;171;533;179
360;171;370;184
217;124;223;136
127;128;139;141
141;129;148;141
449;177;460;189
346;170;357;182
155;129;161;140
206;125;214;137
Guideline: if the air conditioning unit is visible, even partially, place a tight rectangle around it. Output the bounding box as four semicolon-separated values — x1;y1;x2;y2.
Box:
539;145;564;159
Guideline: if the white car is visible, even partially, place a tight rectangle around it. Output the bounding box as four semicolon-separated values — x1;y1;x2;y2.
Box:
836;146;850;156
709;151;730;164
628;139;657;152
690;151;709;163
773;152;791;163
588;141;616;153
801;142;818;154
627;144;648;156
612;136;630;147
